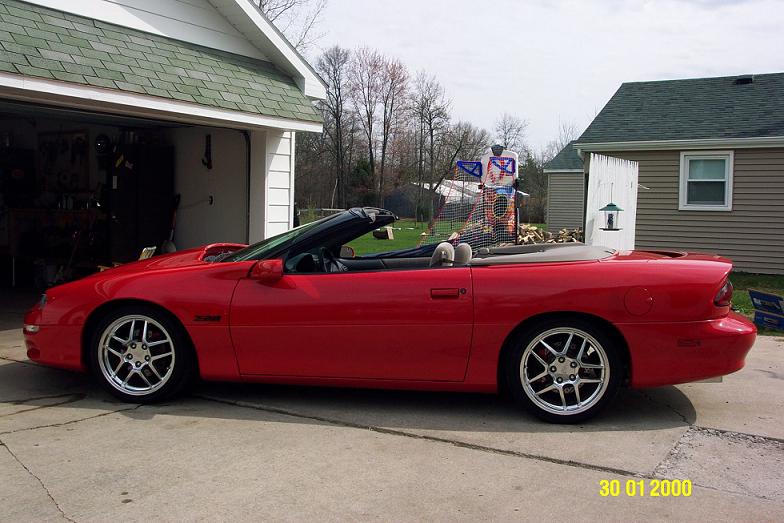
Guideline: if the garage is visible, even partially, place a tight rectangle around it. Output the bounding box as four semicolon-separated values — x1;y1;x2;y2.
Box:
0;0;325;289
0;102;251;287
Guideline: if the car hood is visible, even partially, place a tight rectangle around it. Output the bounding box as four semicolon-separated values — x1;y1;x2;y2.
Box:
89;243;248;277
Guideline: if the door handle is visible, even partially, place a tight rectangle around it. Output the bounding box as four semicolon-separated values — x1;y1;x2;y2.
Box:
430;288;460;299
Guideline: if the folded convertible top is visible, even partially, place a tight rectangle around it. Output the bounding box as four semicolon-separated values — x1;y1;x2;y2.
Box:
470;244;615;265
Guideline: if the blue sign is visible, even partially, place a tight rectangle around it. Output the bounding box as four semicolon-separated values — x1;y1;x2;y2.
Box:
749;289;784;315
456;160;482;178
490;156;516;174
754;310;784;331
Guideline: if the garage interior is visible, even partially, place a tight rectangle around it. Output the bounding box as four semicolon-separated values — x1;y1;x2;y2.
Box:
0;100;251;289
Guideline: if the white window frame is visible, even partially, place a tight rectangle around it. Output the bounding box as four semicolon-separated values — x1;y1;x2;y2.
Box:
679;150;734;211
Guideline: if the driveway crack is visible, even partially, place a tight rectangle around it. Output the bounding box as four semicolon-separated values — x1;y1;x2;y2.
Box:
0;393;87;418
637;389;690;425
0;438;76;522
0;404;142;436
194;394;647;479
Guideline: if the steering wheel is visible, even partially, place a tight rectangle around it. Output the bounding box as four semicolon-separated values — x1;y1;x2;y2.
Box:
317;247;334;273
318;247;345;273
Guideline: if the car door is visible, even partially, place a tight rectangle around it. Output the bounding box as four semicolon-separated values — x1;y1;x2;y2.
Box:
230;266;473;381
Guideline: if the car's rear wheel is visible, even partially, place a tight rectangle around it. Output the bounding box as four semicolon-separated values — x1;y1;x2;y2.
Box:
504;318;623;423
88;306;194;403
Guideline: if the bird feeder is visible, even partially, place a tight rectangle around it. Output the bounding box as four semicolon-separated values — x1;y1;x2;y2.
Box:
599;202;623;231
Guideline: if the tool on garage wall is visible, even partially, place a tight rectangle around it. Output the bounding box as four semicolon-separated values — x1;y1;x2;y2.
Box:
202;134;212;170
161;193;181;253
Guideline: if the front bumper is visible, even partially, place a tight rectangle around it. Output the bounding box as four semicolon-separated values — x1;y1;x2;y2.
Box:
23;307;86;372
618;312;756;388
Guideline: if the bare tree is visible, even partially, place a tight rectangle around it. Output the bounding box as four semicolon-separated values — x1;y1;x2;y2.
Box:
377;57;408;206
255;0;327;52
494;113;528;154
348;48;383;202
316;46;351;207
543;120;581;161
411;72;450;221
432;121;490;193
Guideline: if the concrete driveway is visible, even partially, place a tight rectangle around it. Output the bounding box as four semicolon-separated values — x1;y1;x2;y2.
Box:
1;302;783;521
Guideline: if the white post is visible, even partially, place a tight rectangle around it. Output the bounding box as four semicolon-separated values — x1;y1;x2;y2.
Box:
585;153;639;251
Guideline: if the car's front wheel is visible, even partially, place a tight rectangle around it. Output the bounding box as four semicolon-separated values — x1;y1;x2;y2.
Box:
89;306;194;403
505;318;623;423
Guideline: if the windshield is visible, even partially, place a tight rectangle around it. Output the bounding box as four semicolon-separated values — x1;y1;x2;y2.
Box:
220;213;337;262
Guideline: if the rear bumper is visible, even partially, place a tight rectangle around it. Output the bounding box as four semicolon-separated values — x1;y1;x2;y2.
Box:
618;312;756;388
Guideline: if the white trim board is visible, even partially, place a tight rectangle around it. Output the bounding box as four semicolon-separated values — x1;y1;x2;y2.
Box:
543;169;585;174
575;136;784;154
0;72;323;133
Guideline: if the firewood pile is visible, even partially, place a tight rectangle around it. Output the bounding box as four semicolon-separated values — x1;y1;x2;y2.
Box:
518;224;583;244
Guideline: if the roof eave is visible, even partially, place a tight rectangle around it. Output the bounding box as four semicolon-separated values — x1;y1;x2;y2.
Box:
213;0;327;100
575;136;784;152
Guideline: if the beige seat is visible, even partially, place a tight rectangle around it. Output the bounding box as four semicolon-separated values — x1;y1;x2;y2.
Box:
453;243;472;265
429;242;455;268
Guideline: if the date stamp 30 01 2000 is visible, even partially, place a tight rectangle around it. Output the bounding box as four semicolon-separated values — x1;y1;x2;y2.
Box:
599;479;692;497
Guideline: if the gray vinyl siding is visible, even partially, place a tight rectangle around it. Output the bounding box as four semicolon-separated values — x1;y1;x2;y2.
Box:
546;171;585;231
604;148;784;275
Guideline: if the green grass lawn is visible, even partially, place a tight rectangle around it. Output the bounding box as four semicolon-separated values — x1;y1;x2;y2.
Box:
346;219;547;256
730;272;784;336
347;218;429;256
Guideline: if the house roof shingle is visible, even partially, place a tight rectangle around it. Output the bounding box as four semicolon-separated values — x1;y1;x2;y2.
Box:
576;72;784;144
0;0;321;123
544;141;582;171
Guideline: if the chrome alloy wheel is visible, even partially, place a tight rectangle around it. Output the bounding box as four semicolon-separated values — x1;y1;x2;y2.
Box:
98;315;175;396
520;327;609;415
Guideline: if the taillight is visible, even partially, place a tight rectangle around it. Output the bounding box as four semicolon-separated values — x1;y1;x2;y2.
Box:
714;280;733;307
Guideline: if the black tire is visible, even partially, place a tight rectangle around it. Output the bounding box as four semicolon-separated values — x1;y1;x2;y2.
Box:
504;317;624;423
88;305;195;403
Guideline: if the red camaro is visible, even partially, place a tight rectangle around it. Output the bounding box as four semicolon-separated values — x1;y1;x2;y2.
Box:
23;207;756;422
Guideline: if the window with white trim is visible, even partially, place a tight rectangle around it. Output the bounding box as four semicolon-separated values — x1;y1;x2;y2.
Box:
679;151;734;211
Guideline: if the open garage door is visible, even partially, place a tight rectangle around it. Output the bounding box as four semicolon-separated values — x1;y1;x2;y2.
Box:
0;100;252;289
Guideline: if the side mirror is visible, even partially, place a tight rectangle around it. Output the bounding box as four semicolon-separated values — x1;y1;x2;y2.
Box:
339;245;355;258
251;259;284;283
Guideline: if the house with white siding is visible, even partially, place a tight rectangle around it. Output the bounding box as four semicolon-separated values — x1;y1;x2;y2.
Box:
0;0;324;286
545;72;784;275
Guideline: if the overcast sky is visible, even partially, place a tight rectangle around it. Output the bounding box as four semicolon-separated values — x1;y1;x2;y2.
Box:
314;0;784;151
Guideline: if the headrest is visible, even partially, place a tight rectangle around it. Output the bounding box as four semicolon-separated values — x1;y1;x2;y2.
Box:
430;242;455;267
454;243;473;265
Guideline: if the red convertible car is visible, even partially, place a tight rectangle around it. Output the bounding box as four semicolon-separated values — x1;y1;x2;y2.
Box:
23;207;756;423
